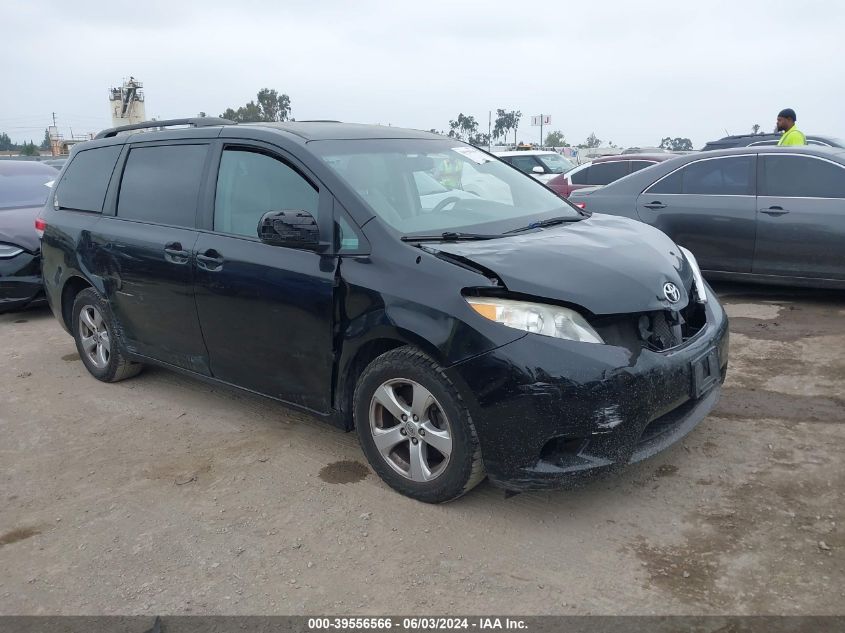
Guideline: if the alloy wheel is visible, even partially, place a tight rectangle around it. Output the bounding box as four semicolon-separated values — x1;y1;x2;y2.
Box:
78;305;111;370
368;378;453;482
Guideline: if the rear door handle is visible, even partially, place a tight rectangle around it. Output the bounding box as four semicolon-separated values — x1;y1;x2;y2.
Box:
643;201;666;209
164;242;190;264
196;249;224;271
760;206;790;216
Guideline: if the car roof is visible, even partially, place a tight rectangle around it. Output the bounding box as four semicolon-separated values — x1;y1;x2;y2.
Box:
695;145;845;158
242;121;442;141
494;150;560;157
0;160;59;176
573;145;845;198
593;153;675;163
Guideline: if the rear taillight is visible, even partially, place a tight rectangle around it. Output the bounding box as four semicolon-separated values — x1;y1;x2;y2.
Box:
573;202;586;210
35;217;47;239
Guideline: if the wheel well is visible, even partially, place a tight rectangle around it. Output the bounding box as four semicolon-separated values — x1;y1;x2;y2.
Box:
341;339;406;429
60;277;93;330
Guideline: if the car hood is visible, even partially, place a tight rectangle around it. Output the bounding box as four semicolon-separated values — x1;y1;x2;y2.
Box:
0;205;42;253
430;213;694;315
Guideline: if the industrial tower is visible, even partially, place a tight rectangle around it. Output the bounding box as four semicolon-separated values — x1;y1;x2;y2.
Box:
109;77;146;127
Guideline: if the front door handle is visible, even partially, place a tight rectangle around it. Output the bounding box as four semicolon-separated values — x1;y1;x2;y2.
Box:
760;206;790;216
196;249;224;271
643;201;666;209
164;242;190;264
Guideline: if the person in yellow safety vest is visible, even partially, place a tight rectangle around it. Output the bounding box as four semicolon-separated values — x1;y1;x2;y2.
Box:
776;108;806;146
436;156;463;190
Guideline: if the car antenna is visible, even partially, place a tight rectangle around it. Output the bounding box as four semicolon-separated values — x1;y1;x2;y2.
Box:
724;128;731;136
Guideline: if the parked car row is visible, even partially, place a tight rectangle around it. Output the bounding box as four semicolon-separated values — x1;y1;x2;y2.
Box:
569;146;845;288
545;153;676;197
701;133;845;151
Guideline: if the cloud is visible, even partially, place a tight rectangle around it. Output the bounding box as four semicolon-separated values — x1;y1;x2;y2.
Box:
2;0;843;146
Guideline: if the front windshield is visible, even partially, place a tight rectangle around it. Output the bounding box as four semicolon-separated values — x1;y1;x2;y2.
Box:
0;173;51;210
314;139;580;235
536;153;576;174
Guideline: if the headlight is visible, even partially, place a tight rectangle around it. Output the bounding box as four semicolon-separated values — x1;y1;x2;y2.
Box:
466;297;603;344
0;243;24;259
679;246;707;304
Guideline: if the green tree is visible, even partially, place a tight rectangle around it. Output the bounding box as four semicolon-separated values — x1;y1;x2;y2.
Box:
40;128;51;150
659;136;693;151
221;88;292;123
20;140;39;156
0;132;15;151
493;109;522;145
544;130;568;147
198;111;207;118
752;123;761;135
447;113;478;142
579;132;602;148
468;132;490;148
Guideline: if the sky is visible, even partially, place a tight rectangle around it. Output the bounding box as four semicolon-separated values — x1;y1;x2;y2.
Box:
2;0;844;148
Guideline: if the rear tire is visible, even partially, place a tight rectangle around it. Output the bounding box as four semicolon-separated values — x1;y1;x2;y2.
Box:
72;288;143;383
354;347;485;503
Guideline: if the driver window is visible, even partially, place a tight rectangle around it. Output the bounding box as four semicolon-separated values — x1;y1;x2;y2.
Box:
214;148;318;238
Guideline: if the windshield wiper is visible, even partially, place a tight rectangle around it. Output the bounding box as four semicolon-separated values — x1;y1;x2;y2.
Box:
400;231;503;242
505;216;583;234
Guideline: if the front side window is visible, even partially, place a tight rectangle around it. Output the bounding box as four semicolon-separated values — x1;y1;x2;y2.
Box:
509;155;542;174
214;149;318;238
536;154;576;174
587;161;629;185
760;155;845;198
117;145;207;227
55;146;122;212
315;139;580;235
649;156;754;196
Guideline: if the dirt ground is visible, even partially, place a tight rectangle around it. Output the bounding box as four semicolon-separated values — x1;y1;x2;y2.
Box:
1;283;842;615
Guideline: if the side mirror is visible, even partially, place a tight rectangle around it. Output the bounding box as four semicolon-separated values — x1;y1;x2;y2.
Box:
532;165;545;174
258;210;321;250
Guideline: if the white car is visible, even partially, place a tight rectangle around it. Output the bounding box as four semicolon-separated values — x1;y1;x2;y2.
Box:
493;150;577;183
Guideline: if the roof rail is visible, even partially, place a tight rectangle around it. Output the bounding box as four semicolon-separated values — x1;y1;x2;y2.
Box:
94;117;235;139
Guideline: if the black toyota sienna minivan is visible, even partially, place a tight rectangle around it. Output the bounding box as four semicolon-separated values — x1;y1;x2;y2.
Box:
39;118;728;502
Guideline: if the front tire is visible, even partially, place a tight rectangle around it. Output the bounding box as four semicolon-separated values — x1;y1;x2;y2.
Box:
72;288;143;383
354;347;485;503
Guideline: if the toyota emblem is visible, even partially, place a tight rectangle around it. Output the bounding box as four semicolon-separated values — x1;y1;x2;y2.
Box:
663;282;681;303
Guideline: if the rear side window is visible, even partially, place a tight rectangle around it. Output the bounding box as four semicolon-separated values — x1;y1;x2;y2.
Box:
117;145;207;227
760;155;845;198
586;161;628;185
629;160;657;174
55;146;121;212
650;156;754;195
569;166;590;185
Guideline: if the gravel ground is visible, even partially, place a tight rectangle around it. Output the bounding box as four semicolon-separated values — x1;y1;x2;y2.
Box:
0;283;842;615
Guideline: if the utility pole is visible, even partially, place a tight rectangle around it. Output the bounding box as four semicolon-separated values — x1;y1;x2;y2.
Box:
488;110;492;152
540;114;544;149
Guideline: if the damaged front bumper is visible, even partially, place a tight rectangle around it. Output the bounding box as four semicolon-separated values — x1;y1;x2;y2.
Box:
447;286;729;491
